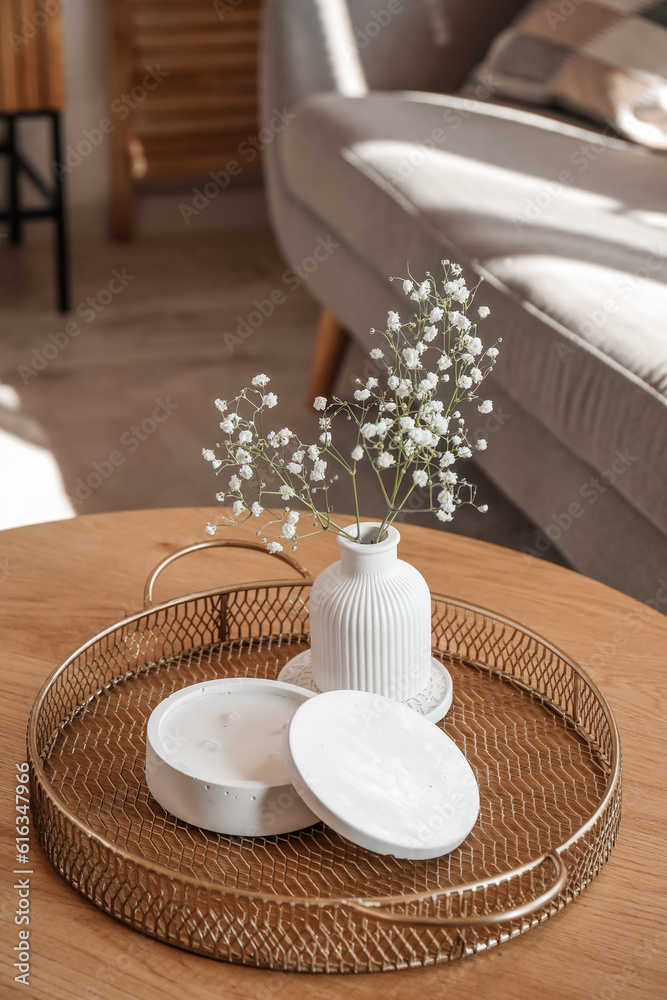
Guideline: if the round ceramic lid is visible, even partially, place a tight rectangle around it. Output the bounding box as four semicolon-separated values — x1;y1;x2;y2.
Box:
283;690;480;860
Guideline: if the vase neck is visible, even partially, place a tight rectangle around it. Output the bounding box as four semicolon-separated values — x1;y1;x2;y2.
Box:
338;523;400;576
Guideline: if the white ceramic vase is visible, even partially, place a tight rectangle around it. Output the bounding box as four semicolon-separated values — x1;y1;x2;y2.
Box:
308;522;432;701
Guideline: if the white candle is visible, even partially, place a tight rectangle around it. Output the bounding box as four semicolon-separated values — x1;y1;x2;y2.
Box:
161;691;299;785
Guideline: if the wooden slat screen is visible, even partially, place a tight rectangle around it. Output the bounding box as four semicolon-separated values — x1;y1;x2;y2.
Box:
108;0;263;182
0;0;65;113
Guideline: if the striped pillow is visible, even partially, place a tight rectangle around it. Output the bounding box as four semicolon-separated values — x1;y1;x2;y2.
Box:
474;0;667;149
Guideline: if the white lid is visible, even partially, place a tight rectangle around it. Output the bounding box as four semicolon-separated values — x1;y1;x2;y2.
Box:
284;690;479;860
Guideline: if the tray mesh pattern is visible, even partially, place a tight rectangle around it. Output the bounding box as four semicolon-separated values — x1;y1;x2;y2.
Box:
28;583;621;973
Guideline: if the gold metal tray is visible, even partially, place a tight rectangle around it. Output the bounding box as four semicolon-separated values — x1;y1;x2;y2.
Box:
27;541;622;974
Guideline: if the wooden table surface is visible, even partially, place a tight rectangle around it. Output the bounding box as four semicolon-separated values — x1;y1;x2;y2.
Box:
1;508;666;999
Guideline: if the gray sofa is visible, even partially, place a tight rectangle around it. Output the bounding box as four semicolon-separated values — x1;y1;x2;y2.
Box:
260;0;667;606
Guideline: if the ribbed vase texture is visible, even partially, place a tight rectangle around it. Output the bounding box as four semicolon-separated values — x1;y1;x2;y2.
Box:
309;523;432;701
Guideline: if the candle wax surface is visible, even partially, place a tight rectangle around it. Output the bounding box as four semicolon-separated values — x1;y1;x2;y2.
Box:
160;691;298;785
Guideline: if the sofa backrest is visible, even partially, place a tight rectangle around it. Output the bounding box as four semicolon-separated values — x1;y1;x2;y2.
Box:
262;0;527;111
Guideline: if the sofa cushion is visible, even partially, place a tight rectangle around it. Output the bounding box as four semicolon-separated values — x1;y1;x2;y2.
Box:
279;91;667;533
472;0;667;149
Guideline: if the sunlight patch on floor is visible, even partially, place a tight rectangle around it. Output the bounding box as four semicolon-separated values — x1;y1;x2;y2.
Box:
0;423;75;530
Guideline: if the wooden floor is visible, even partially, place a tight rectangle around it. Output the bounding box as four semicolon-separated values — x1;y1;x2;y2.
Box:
0;211;568;565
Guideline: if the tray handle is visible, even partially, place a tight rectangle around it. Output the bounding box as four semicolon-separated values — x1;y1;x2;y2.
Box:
143;539;312;608
344;851;567;928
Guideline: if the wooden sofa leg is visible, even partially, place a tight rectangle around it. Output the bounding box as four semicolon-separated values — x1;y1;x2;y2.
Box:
307;309;351;405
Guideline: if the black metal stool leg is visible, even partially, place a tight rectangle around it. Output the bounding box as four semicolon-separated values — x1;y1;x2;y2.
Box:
7;116;22;245
51;111;70;312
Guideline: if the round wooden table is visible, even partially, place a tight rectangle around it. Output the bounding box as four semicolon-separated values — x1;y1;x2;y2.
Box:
1;508;665;999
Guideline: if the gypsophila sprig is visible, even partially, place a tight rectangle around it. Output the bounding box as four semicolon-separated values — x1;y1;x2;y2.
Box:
203;261;500;549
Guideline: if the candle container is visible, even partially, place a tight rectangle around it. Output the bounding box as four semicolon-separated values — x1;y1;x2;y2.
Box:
145;677;318;836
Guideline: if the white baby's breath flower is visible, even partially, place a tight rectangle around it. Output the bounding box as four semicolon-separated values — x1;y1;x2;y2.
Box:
402;347;421;369
478;305;491;318
403;279;414;294
239;464;253;479
220;418;235;434
205;521;217;535
214;399;227;412
436;510;453;522
445;280;469;303
387;375;400;390
370;348;384;360
215;491;225;502
376;452;396;469
440;451;455;467
229;474;241;491
432;414;450;435
478;504;489;512
476;438;488;450
413;470;428;487
354;388;371;401
361;423;377;439
422;324;438;342
238;429;253;445
313;396;327;411
487;346;499;358
458;375;473;390
437;354;452;371
414;280;430;301
458;446;472;458
478;399;493;414
292;449;305;462
412;427;437;447
251;501;263;516
465;336;483;356
235;447;251;463
232;500;244;516
319;432;332;445
387;311;401;331
366;377;379;389
279;485;295;499
267;541;283;554
310;459;327;481
307;444;319;461
286;462;302;474
470;367;483;383
262;392;278;408
441;470;457;486
351;446;364;461
251;374;270;387
282;523;296;539
450;311;472;332
287;510;300;525
438;490;456;512
396;379;411;399
429;306;444;323
202;448;216;462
